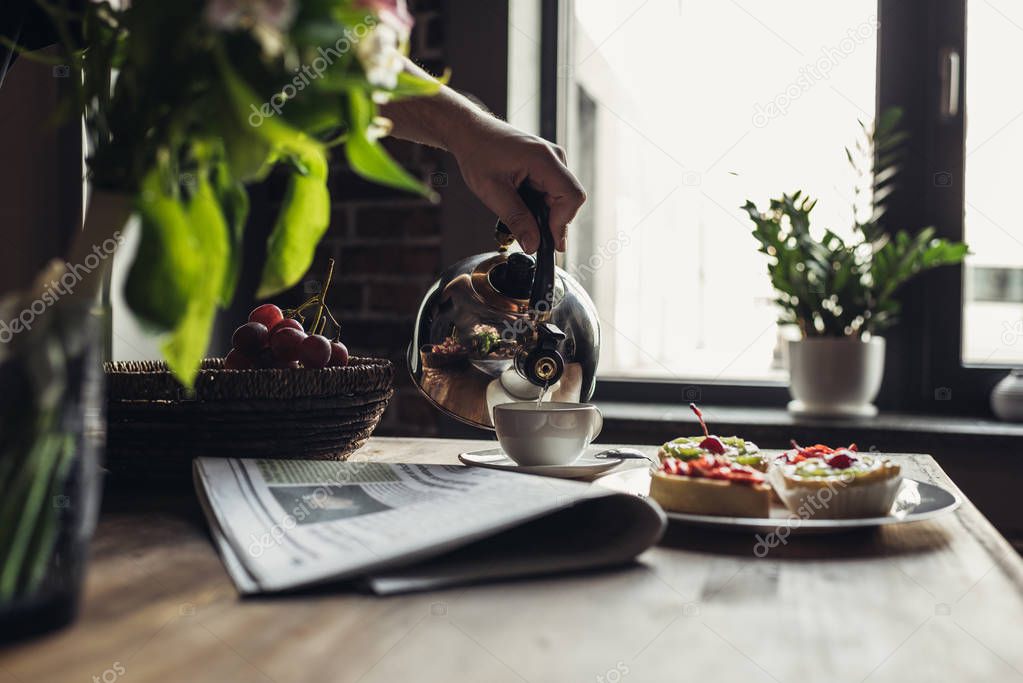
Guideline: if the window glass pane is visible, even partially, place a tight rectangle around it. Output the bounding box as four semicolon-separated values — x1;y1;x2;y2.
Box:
962;0;1023;365
564;0;877;381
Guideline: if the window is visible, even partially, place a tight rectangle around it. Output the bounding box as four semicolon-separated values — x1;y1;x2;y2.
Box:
536;0;1012;414
962;0;1023;366
562;0;878;383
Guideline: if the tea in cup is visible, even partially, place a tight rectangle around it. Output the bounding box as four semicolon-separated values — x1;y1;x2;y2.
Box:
492;401;603;466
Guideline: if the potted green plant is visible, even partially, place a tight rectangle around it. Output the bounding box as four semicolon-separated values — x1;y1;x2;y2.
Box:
743;109;968;417
1;0;437;636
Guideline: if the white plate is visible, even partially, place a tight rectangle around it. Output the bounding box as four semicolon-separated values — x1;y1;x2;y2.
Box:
459;448;623;479
594;467;961;535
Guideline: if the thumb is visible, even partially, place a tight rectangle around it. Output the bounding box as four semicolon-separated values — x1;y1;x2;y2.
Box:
479;181;540;253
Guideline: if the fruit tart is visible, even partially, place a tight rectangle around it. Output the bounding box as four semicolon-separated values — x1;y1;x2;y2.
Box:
649;453;773;517
658;404;764;471
767;442;902;519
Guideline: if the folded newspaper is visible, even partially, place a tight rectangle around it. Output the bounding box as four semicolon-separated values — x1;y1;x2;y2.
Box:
194;457;666;595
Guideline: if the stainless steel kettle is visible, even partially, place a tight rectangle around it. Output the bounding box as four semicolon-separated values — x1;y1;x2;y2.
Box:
408;185;600;429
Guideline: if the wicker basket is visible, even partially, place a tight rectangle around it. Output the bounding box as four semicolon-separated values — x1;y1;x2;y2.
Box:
105;357;393;480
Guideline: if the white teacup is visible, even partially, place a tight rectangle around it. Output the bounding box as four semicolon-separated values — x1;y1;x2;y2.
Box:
492;401;604;467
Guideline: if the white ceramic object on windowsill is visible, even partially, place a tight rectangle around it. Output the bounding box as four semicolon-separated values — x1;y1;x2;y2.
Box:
787;337;886;418
991;370;1023;422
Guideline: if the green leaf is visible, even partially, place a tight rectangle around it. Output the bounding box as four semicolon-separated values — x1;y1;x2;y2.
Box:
217;53;326;163
212;160;250;306
256;152;331;299
161;174;231;387
124;168;201;330
924;240;969;266
220;114;276;183
389;69;450;98
217;55;336;300
345;89;436;199
875;106;903;135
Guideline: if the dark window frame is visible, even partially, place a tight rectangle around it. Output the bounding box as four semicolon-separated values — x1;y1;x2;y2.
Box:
546;0;1003;416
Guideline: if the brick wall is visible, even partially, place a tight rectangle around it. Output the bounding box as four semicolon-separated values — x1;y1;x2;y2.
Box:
278;0;456;437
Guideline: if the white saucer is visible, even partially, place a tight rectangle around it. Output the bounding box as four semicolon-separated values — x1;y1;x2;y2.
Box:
458;448;623;479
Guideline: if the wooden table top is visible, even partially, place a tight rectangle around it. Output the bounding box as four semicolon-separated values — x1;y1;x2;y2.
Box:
3;437;1022;683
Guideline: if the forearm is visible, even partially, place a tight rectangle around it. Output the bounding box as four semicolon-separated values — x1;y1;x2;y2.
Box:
379;56;585;254
378;58;489;153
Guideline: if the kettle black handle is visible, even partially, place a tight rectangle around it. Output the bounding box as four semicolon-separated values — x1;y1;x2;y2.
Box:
519;184;556;315
495;183;555;315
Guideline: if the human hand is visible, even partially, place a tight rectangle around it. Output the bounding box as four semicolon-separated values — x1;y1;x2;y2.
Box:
447;116;586;253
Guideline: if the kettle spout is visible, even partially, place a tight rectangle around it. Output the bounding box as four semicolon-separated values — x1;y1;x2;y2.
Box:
518;321;566;387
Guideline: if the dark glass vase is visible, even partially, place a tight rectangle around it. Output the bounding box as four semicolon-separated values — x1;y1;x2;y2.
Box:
0;304;105;642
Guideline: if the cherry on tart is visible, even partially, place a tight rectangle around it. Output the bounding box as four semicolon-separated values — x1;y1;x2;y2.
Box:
689;404;727;454
825;451;857;469
656;403;763;470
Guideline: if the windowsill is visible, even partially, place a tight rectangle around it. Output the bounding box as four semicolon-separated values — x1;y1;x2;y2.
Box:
597;401;1023;451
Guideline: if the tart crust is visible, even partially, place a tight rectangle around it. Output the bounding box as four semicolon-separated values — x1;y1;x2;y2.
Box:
649;471;773;517
767;458;903;519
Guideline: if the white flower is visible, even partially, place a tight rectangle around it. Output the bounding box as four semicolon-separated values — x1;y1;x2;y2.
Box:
355;23;404;91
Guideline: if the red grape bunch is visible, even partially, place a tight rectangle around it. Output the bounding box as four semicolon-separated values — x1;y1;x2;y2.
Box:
223;259;349;370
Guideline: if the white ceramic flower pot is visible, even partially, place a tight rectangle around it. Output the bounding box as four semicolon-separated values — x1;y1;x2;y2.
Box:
787;337;886;418
991;370;1023;422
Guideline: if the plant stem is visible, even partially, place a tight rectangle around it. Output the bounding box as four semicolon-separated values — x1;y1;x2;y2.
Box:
0;423;61;599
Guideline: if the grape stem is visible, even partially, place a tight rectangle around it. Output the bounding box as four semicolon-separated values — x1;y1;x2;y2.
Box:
280;260;341;338
310;258;335;336
284;294;320;319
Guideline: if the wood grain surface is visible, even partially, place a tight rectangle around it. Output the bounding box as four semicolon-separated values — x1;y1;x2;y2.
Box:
2;437;1021;683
